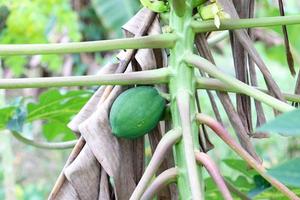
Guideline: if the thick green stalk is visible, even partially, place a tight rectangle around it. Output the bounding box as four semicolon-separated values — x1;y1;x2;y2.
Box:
191;15;300;33
185;54;294;112
171;0;186;17
168;0;203;199
0;34;177;56
0;68;170;89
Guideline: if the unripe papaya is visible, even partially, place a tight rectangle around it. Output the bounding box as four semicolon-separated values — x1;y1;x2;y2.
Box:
109;86;166;139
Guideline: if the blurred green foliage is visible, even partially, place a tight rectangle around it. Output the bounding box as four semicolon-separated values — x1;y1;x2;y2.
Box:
0;0;81;76
0;0;299;199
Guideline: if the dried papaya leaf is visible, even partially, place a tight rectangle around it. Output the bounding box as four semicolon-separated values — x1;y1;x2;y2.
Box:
246;0;267;131
217;0;285;102
230;0;253;134
123;8;163;70
64;146;100;200
278;0;295;76
78;89;136;200
68;62;119;134
53;180;80;200
98;169;111;200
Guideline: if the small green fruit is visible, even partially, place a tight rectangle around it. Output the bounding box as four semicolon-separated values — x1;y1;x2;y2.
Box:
109;86;166;139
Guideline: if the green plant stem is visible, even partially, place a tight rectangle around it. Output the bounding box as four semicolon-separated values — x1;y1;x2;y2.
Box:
191;15;300;33
11;131;77;150
168;0;203;198
141;167;178;200
171;0;186;17
196;113;300;200
0;68;170;89
196;77;300;103
207;31;229;47
130;128;181;200
0;34;177;56
185;54;294;112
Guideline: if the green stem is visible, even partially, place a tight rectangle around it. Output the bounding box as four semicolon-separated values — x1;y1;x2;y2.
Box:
196;77;300;103
169;0;203;198
141;167;178;200
171;0;186;17
11;131;77;150
130;128;181;200
0;34;177;56
185;54;294;112
0;68;170;89
207;31;229;47
191;15;300;33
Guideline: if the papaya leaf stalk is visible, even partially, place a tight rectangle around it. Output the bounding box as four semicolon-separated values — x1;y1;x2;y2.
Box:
191;15;300;33
196;113;300;200
130;128;181;200
0;34;177;56
195;150;233;200
185;54;294;112
141;167;178;200
0;68;170;89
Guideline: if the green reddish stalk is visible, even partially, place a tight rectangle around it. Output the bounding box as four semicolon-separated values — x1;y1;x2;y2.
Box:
196;113;300;200
195;150;233;200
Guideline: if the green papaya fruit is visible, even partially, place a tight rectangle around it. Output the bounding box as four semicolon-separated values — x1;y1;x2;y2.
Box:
109;86;166;139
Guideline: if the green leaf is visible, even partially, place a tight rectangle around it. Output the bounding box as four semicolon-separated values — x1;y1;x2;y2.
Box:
43;121;76;141
7;108;26;132
223;159;257;178
26;89;92;141
256;109;300;136
27;89;92;122
0;106;16;130
91;0;140;37
267;158;300;187
248;175;271;198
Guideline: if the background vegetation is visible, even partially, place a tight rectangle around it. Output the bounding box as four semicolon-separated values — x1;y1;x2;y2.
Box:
0;0;299;199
